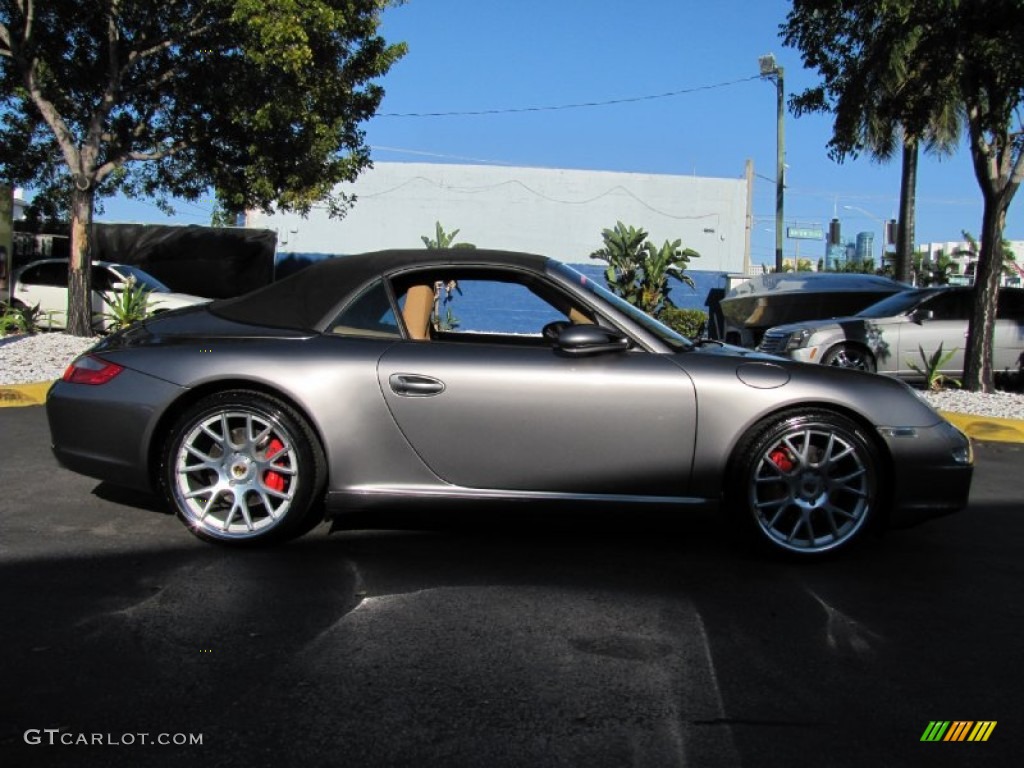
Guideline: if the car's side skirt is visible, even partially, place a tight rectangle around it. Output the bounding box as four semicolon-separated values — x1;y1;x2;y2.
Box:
327;485;714;515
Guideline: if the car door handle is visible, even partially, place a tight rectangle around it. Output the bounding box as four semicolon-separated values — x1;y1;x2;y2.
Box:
389;373;445;397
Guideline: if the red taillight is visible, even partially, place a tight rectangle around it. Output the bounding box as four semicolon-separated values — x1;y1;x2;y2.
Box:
62;355;124;385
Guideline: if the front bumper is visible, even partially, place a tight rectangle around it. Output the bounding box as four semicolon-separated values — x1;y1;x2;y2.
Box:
878;420;973;528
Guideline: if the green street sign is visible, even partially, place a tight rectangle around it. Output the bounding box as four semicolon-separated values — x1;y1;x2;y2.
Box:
787;227;824;240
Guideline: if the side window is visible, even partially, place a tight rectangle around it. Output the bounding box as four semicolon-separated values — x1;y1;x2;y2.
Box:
22;262;68;286
328;280;401;339
391;268;597;343
997;289;1024;320
923;291;969;321
91;266;115;291
18;265;43;285
439;279;567;335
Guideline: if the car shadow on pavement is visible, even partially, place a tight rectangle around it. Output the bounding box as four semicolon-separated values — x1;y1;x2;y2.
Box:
92;482;172;515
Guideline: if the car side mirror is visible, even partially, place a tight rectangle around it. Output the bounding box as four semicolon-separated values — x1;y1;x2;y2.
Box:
110;281;127;291
912;309;934;324
555;324;630;356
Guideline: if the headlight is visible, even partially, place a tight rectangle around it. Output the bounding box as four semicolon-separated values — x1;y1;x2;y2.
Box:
784;329;812;350
938;419;974;465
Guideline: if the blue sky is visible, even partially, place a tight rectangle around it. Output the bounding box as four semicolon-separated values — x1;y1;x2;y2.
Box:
100;0;1022;268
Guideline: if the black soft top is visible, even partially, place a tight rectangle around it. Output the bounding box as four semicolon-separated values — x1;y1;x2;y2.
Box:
209;248;550;331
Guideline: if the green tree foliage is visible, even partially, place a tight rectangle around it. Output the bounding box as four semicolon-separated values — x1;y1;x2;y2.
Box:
658;307;707;339
913;249;956;286
783;0;1024;392
957;230;1019;280
0;1;406;335
421;221;476;249
782;258;814;272
589;222;648;308
782;0;961;287
590;221;699;317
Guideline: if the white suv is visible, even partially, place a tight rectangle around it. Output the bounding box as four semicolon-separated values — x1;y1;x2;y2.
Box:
10;259;208;330
758;287;1024;380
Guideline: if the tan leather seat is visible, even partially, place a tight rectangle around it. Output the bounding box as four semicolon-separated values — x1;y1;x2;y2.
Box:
568;307;594;325
403;284;434;340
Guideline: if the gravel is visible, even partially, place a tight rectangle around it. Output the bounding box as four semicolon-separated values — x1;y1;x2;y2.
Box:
2;331;1023;421
0;332;100;385
916;388;1024;420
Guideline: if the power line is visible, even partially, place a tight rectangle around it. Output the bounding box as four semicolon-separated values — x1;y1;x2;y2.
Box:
377;75;762;118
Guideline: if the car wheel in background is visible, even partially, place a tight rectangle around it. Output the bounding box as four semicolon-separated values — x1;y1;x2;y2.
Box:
730;409;881;558
821;344;876;372
160;390;326;545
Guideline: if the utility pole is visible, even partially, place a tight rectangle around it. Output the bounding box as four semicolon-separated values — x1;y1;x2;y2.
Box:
759;55;785;273
743;159;754;274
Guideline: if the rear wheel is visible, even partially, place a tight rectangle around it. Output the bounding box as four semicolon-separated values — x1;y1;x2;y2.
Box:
161;391;326;545
822;344;876;372
730;410;880;558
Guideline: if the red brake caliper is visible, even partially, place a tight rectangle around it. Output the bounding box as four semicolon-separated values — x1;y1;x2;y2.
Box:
769;448;794;472
263;438;286;492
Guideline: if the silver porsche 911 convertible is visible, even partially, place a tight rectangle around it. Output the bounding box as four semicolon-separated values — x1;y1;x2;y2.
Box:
46;249;973;557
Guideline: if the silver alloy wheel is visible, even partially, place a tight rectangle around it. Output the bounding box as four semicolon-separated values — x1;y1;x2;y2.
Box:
749;424;872;554
824;345;875;372
172;409;299;539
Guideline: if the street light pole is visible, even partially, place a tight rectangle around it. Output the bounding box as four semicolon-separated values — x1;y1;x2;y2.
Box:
760;55;785;273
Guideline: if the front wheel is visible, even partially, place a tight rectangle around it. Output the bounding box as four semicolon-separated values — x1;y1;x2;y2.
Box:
822;344;876;373
160;391;326;545
730;410;881;558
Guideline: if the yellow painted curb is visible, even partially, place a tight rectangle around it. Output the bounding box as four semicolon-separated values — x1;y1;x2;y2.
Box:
0;381;54;408
939;411;1024;445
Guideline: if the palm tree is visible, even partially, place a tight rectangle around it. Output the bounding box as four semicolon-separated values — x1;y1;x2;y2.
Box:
783;1;961;284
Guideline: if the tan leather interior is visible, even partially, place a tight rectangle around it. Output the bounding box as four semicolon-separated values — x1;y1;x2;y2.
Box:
403;284;435;340
568;307;594;325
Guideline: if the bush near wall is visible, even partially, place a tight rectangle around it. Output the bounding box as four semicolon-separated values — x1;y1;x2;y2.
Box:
658;307;707;339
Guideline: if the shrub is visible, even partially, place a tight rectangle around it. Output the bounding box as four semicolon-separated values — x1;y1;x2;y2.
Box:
0;302;45;335
906;343;962;390
658;307;707;339
102;277;152;331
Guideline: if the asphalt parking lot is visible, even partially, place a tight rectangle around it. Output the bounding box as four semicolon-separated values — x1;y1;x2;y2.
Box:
1;404;1022;768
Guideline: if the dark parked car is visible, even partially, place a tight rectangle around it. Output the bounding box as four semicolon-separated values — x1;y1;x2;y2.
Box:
758;286;1024;379
46;250;973;557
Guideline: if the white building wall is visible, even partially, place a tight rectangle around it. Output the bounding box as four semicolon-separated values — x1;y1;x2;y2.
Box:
248;162;748;271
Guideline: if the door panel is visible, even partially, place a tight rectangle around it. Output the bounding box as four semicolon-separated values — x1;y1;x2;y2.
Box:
896;292;970;377
15;283;67;328
378;342;697;496
995;290;1024;371
897;320;967;376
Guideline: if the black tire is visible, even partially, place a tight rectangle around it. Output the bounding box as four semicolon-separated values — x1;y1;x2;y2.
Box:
729;409;881;558
821;344;876;373
160;390;326;545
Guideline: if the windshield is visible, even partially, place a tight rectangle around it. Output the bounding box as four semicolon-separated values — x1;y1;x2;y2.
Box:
114;265;171;293
550;261;693;352
857;288;941;318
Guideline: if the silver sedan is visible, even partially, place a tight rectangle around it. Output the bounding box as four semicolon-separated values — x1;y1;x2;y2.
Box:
758;286;1024;379
46;250;973;557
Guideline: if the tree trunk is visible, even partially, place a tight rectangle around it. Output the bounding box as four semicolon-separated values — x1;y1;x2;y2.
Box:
895;139;917;285
962;195;1006;392
66;185;95;337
